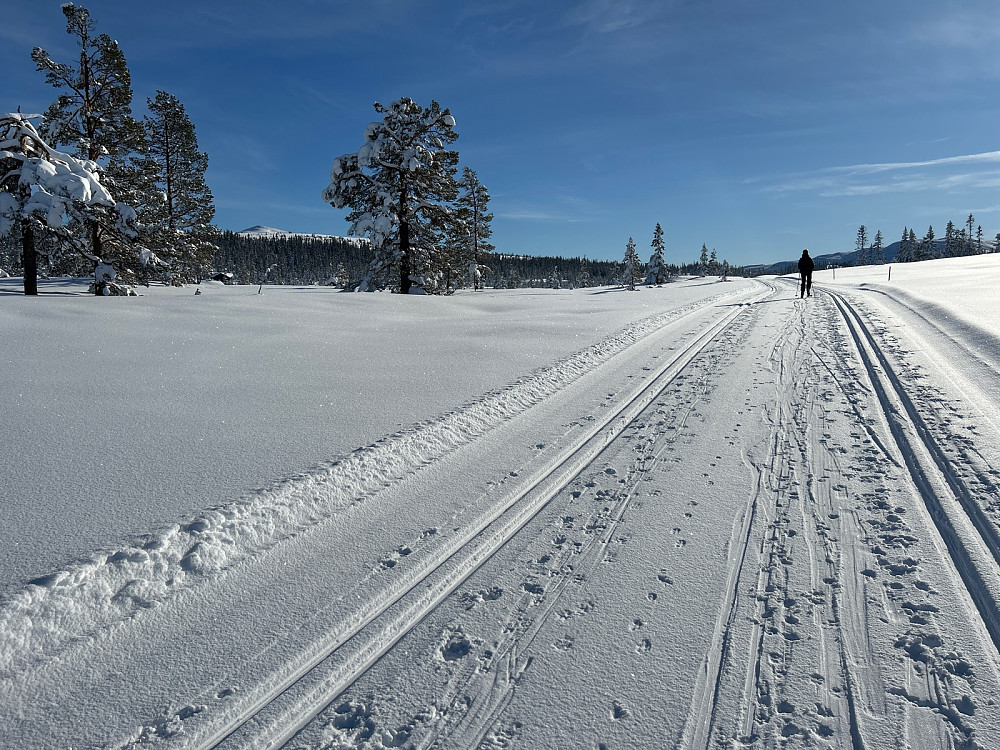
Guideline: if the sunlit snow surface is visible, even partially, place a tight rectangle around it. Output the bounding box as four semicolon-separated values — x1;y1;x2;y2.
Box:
2;257;1000;749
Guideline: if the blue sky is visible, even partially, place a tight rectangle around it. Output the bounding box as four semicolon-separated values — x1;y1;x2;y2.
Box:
5;1;1000;266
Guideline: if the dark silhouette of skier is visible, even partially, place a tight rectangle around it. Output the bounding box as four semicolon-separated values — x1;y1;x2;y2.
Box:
798;249;814;298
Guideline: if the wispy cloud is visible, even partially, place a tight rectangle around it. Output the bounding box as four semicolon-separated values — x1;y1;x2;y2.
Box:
906;9;1000;51
496;194;606;223
563;0;665;34
826;152;1000;176
756;151;1000;197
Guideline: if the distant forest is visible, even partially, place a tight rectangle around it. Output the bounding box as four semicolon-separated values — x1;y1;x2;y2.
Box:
210;232;714;289
1;229;738;289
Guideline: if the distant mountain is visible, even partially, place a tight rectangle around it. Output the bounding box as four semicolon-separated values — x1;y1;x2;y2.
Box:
237;226;368;243
755;241;908;274
239;225;289;236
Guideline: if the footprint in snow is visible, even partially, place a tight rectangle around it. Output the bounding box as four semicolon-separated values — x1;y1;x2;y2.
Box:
440;630;472;662
554;635;574;651
611;701;631;720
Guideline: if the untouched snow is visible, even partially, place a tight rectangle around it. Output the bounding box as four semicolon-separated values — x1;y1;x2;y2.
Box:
3;258;1000;749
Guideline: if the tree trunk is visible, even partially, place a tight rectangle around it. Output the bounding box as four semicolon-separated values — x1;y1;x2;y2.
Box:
91;220;104;295
399;219;411;294
22;222;37;295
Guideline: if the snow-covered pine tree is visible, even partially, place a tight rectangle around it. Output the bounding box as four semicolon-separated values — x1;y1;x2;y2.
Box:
855;225;869;266
646;222;668;285
944;220;957;257
132;91;218;284
977;225;984;254
577;257;592;288
916;225;936;261
0;113;135;294
623;237;643;290
896;227;911;263
327;263;350;288
958;228;970;256
322;97;459;294
31;3;144;281
966;213;975;254
709;249;720;275
550;265;561;289
871;230;885;264
698;243;709;276
455;166;493;291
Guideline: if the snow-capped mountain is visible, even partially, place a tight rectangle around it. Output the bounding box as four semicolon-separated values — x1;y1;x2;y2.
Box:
237;225;368;243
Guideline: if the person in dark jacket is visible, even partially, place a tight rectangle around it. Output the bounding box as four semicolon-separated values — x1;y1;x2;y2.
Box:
798;249;814;298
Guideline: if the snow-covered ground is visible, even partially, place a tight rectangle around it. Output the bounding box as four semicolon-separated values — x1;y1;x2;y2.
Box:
2;258;1000;749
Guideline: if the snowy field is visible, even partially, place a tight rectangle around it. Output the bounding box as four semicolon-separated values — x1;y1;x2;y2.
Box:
3;257;1000;749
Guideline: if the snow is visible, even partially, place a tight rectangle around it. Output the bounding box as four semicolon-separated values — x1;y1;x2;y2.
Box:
237;225;370;246
3;258;1000;748
1;112;115;236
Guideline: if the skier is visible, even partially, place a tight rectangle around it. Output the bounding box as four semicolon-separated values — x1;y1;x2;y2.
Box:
798;249;814;298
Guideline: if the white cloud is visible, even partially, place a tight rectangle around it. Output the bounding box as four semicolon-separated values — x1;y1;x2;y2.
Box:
758;151;1000;197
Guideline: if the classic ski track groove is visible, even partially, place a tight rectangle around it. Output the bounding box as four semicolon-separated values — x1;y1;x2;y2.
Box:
0;284;753;683
825;285;1000;653
202;284;776;749
682;280;1000;749
409;306;733;749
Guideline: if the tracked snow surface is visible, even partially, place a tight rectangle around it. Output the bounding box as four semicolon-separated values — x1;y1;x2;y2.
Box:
3;256;1000;749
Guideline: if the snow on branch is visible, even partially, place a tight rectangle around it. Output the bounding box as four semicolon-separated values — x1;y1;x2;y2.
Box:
0;112;116;237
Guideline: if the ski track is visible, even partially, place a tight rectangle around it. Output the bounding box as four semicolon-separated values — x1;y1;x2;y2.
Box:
8;275;1000;749
190;283;772;749
689;281;1000;748
0;285;754;681
290;279;1000;750
287;281;774;750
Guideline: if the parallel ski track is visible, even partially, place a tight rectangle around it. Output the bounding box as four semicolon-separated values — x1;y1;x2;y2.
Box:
203;284;776;750
825;285;1000;655
685;280;1000;749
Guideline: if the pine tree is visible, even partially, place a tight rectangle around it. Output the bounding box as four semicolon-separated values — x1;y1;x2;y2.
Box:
549;265;561;289
966;213;975;253
327;263;350;287
871;230;885;264
977;225;984;254
709;249;720;275
132;91;218;284
897;227;912;263
916;225;936;261
31;3;144;278
646;222;668;285
855;225;869;265
323;97;459;294
944;220;957;257
623;237;643;290
577;257;592;288
699;243;709;276
454;166;494;290
0;113;135;294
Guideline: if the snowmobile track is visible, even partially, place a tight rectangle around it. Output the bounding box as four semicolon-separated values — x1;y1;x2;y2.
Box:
202;284;777;750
